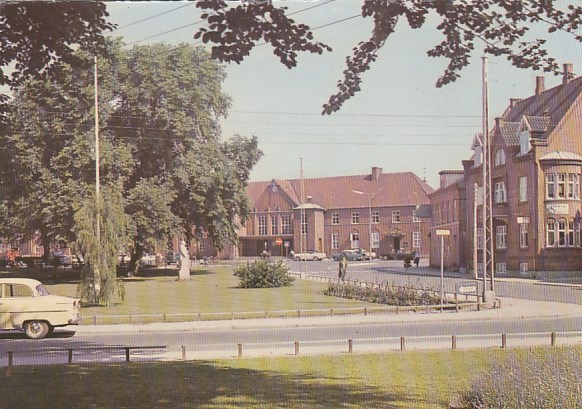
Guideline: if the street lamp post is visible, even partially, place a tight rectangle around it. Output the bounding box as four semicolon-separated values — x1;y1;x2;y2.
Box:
352;190;373;258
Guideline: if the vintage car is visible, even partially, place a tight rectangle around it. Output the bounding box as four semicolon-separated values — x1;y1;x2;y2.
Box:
0;278;81;339
332;249;371;261
293;250;326;261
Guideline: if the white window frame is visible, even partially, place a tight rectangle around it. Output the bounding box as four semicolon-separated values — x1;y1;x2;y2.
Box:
281;214;292;234
547;174;555;199
496;225;507;249
331;232;339;250
494;181;507;204
271;215;279;235
547;218;556;247
496;262;507;273
412;231;421;249
198;240;205;252
477;227;484;250
371;232;380;249
301;213;308;235
258;215;268;236
331;213;340;225
494;148;506;166
372;210;380;224
519;130;531;155
351;212;360;224
392;210;401;223
558;217;567;246
557;174;566;199
413;209;420;222
519;222;529;249
350;232;360;249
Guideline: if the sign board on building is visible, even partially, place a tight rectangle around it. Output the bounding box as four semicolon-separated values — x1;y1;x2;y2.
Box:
455;281;479;295
436;229;451;236
517;216;530;224
546;203;569;215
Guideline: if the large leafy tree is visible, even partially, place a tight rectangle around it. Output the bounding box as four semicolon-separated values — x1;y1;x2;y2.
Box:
194;0;581;114
0;2;113;123
2;42;262;303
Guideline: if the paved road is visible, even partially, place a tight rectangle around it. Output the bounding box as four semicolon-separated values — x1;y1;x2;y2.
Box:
289;259;582;304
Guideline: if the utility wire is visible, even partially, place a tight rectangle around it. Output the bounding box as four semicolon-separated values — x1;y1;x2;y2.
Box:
111;2;195;32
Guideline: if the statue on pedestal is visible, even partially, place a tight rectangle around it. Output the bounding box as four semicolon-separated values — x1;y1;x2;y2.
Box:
178;240;190;280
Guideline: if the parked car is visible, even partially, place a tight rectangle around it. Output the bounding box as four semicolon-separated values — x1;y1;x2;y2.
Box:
294;250;326;261
0;278;81;339
139;253;158;267
332;249;371;261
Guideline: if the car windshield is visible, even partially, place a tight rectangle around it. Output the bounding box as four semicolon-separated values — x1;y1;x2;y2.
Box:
35;284;50;296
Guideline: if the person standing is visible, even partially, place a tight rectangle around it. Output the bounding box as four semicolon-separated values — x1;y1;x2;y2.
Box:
414;250;420;267
338;254;348;281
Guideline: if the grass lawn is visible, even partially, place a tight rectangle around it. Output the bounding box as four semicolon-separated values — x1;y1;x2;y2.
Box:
0;348;521;409
40;265;378;324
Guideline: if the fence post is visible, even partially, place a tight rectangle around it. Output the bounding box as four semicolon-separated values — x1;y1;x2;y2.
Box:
68;349;73;364
294;341;299;355
455;293;459;312
238;344;243;358
501;333;507;349
364;307;367;316
551;332;557;346
93;315;97;325
182;346;186;360
348;339;353;353
400;336;406;351
297;309;301;318
7;351;13;367
125;347;131;362
452;335;457;350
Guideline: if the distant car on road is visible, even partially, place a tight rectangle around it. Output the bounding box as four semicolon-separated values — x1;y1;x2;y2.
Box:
332;249;371;261
294;250;326;261
0;278;81;339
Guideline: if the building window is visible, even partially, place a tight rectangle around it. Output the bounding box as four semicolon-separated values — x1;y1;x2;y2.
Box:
474;146;482;167
372;210;380;224
519;176;527;202
413;209;420;222
496;262;507;273
496;225;507;249
547;218;556;247
575;220;581;247
392;210;401;223
412;231;421;249
558;174;566;199
371;232;380;249
301;213;308;235
271;215;279;235
258;215;267;236
568;174;580;199
558;217;567;246
477;227;484;250
547;174;555;199
494;181;507;204
519;221;529;249
350;232;360;249
331;213;340;225
198;240;205;252
569;219;575;247
331;232;339;250
281;214;292;234
494;148;506;166
351;212;360;224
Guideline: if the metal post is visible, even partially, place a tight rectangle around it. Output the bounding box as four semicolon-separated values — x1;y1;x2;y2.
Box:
440;235;444;311
238;344;243;357
294;341;299;355
348;339;353;353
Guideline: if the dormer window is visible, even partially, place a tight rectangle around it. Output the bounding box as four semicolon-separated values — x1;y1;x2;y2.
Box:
474;146;483;167
519;131;531;155
494;148;506;166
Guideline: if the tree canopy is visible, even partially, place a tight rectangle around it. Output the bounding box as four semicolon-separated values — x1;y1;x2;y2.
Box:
1;42;262;302
0;2;113;122
194;0;581;114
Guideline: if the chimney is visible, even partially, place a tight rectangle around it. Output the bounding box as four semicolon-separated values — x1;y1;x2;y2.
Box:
535;76;545;95
563;63;574;85
371;167;382;181
495;117;505;128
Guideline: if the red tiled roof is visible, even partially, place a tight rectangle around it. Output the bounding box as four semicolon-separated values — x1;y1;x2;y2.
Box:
248;171;434;210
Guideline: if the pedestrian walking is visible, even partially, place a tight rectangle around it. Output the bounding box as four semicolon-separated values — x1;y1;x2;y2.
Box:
414;250;420;267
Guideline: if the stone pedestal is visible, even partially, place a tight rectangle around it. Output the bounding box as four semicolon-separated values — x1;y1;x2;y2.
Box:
178;240;190;280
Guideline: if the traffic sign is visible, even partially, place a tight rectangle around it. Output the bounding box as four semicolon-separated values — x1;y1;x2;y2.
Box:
456;281;478;294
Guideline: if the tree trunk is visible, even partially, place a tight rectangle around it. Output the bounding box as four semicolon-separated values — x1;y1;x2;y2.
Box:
128;242;144;276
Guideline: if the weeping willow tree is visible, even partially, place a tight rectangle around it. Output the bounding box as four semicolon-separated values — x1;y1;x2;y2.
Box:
75;188;128;306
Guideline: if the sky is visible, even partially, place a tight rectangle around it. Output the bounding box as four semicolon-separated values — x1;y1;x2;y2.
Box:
105;1;582;189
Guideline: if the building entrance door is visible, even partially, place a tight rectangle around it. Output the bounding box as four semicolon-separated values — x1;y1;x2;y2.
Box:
393;237;401;253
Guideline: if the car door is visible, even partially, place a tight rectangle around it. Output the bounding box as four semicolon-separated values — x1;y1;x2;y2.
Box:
0;283;12;329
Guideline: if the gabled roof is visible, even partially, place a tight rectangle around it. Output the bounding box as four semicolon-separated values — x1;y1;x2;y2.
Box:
523;115;551;133
247;171;434;210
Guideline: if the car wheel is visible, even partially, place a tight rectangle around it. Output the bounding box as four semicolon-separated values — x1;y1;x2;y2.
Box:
295;256;301;261
24;321;51;340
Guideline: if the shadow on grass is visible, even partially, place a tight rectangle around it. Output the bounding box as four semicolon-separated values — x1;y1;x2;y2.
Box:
0;361;420;409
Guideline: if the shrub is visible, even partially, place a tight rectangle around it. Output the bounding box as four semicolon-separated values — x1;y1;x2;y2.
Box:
323;280;440;306
234;260;295;288
459;348;582;408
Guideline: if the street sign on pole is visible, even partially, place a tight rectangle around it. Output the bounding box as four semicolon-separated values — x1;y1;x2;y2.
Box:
436;229;451;236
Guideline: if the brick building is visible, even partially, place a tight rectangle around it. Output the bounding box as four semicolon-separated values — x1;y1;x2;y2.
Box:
239;168;434;258
454;64;582;274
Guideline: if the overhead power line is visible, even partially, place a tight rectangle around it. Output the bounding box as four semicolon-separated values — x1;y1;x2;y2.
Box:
111;2;195;32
